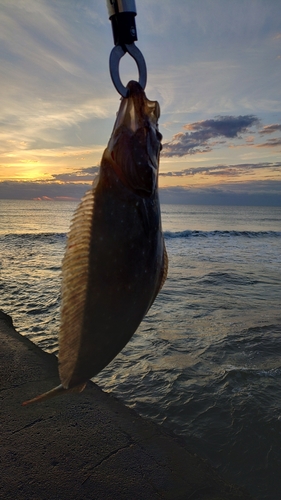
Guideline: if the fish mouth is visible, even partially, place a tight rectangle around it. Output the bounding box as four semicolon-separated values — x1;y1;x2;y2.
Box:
106;81;162;196
112;81;160;133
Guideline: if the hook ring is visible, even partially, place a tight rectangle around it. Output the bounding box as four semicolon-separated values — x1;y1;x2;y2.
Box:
109;43;147;98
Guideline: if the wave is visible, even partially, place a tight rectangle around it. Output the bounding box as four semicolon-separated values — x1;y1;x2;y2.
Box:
0;232;67;243
1;229;280;243
164;229;281;239
199;271;259;286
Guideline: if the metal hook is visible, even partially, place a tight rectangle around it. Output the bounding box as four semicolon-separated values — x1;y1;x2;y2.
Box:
109;43;147;98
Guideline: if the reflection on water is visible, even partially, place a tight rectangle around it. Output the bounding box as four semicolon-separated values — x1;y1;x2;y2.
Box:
0;199;78;235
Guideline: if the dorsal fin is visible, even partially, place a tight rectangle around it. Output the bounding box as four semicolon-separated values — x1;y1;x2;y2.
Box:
59;182;97;389
160;243;169;291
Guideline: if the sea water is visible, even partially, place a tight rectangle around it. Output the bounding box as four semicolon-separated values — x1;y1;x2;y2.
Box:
0;199;281;500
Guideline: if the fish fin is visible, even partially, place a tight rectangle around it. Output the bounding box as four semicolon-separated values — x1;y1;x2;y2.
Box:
59;185;97;388
146;242;169;312
159;242;169;291
22;383;86;406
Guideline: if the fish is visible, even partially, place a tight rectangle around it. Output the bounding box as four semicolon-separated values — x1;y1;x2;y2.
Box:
23;80;168;405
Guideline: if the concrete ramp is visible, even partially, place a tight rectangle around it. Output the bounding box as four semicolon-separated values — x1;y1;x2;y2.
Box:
0;311;253;500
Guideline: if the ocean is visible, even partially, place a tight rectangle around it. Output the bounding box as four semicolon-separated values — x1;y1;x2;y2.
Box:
0;199;280;500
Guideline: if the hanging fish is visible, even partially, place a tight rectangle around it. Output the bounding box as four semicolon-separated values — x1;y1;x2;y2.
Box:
23;81;168;405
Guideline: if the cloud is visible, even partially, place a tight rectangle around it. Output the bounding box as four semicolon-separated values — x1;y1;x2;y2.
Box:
0;164;100;199
159;180;281;206
184;115;260;137
2;171;281;207
162;115;260;157
0;163;102;199
257;139;281;148
50;166;100;182
260;123;281;134
160;162;281;178
0;180;90;201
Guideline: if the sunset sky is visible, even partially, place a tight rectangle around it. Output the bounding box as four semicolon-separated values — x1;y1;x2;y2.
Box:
1;0;281;205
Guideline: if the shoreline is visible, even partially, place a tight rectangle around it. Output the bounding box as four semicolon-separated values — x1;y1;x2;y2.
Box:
0;309;254;499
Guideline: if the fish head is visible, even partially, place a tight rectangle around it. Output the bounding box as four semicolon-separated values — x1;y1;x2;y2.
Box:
104;81;162;196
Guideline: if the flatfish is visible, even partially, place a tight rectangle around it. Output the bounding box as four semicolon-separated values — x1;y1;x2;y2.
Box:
23;81;168;405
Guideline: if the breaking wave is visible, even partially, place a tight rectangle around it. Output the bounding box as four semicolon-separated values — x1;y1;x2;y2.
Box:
164;229;281;239
0;232;67;244
1;230;280;243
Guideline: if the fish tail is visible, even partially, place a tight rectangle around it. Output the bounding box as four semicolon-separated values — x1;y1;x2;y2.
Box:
22;382;86;406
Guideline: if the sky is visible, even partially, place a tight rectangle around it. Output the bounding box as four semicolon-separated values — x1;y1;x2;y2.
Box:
0;0;281;205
